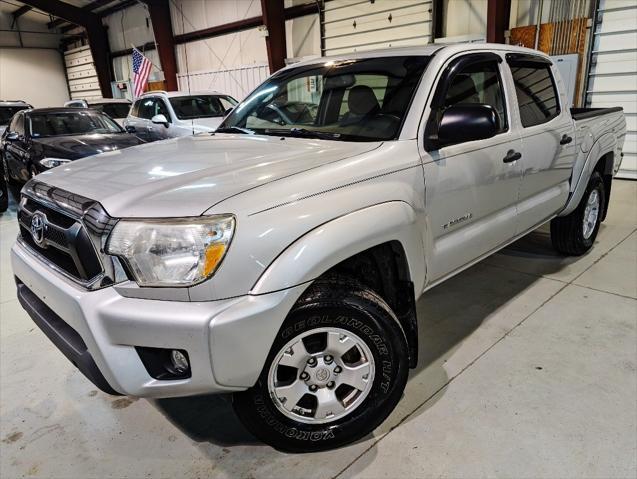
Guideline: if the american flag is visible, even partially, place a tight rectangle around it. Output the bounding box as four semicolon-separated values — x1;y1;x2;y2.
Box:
132;48;152;97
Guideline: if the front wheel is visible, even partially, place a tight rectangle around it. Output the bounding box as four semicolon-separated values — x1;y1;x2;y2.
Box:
233;277;409;452
551;171;606;256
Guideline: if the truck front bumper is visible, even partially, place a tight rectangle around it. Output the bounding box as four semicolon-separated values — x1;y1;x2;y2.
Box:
11;242;306;398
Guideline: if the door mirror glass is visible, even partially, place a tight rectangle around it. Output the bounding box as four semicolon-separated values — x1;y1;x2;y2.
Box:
437;104;497;146
5;132;19;141
151;114;169;126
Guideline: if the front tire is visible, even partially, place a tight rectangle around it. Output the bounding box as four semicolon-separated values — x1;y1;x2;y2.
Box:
233;277;409;452
551;171;606;256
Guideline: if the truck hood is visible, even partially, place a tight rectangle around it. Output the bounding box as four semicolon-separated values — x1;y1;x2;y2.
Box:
37;133;381;217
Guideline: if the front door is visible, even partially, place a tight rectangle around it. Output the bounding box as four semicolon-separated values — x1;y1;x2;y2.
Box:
4;113;30;182
420;52;523;284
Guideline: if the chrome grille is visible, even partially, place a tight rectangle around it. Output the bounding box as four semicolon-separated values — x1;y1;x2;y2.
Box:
18;181;125;289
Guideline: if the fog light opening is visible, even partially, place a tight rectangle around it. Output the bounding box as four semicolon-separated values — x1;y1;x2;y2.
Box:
135;346;192;380
170;349;189;373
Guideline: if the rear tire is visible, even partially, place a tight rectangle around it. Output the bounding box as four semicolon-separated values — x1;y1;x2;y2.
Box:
551;171;605;256
233;276;409;452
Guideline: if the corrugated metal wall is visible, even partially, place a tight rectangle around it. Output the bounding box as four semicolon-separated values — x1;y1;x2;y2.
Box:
586;0;637;179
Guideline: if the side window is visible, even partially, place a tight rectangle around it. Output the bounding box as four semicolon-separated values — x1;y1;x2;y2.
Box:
11;114;25;136
442;61;508;133
156;99;171;121
131;100;141;117
138;98;156;119
510;64;560;127
219;96;237;111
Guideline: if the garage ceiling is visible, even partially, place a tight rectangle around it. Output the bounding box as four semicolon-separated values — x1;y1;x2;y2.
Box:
0;0;132;31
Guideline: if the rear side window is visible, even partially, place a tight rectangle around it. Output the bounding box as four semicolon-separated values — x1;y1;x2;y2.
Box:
510;64;560;127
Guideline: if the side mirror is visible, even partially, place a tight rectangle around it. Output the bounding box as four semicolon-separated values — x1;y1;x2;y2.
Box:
5;132;19;141
437;104;498;147
223;108;233;116
124;125;136;133
151;114;169;127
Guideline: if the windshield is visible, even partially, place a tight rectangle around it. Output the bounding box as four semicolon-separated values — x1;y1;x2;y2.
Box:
29;111;123;137
219;56;430;141
169;95;238;120
92;103;131;119
0;106;29;126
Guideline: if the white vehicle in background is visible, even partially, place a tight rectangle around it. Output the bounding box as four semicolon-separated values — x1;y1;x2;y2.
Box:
123;90;238;141
64;98;132;127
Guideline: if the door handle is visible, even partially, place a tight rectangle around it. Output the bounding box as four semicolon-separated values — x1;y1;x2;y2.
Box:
503;149;522;163
560;134;573;145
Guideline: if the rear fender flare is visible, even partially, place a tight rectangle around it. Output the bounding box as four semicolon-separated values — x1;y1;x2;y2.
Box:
560;133;615;217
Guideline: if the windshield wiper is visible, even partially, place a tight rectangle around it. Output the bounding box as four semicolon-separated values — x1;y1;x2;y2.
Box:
214;126;254;135
263;128;342;140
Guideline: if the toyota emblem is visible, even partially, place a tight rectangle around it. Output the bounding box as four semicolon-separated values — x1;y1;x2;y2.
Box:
30;212;47;247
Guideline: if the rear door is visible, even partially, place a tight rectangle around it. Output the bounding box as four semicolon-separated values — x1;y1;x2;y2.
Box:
506;54;576;233
420;52;524;283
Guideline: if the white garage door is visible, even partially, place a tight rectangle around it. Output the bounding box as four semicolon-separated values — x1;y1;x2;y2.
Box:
322;0;433;55
64;45;102;101
586;0;637;179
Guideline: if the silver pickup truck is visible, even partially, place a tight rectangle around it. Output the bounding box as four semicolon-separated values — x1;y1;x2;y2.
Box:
11;43;625;452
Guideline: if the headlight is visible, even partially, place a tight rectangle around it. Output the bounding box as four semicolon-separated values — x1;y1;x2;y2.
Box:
40;157;71;168
105;216;235;287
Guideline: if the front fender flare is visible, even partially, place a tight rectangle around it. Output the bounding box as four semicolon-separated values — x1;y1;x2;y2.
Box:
251;201;426;296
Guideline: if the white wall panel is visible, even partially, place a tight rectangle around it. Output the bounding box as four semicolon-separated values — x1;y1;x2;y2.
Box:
443;0;486;37
323;0;433;55
103;3;162;83
170;0;262;35
285;14;321;59
177;63;269;101
0;48;69;107
64;46;102;101
586;0;637;179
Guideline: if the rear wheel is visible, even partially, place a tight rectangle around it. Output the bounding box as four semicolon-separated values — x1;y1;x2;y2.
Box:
551;171;605;256
233;277;409;452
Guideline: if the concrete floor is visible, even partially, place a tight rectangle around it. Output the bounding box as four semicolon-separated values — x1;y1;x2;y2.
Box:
1;180;635;479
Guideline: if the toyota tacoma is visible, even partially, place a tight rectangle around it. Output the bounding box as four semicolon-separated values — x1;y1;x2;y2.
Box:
11;44;626;452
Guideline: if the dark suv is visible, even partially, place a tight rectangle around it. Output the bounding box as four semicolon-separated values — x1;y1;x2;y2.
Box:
1;108;145;208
